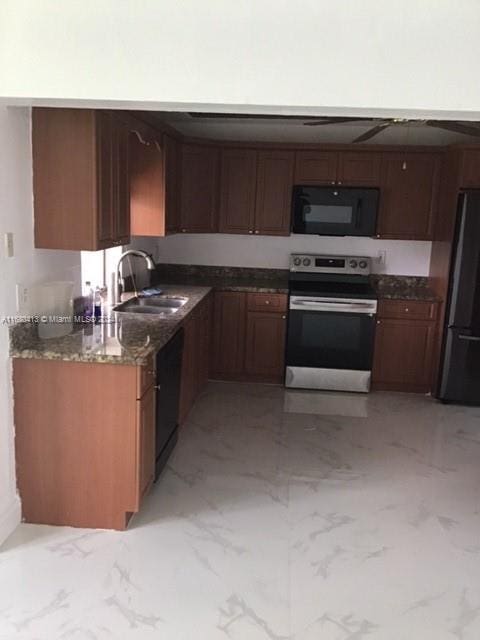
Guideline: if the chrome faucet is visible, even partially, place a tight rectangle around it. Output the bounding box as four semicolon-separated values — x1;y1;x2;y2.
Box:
115;249;155;304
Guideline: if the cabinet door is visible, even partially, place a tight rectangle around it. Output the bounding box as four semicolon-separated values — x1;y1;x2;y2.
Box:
460;149;480;187
179;311;197;424
294;151;338;184
219;149;257;234
245;312;287;382
114;117;131;244
377;152;440;239
337;151;381;186
96;112;116;248
197;296;212;392
180;144;219;233
137;384;155;501
372;319;436;392
164;134;180;234
129;131;165;237
211;292;247;378
255;151;294;235
97;112;130;247
33;108;99;250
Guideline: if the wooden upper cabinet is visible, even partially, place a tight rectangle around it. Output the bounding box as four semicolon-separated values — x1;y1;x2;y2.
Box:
337;151;381;186
96;111;116;247
459;149;480;187
295;150;381;186
219;148;257;233
130;130;181;237
255;151;294;235
129;131;165;237
115;121;131;243
180;144;219;233
294;151;338;184
377;152;441;240
164;134;180;234
33;108;130;251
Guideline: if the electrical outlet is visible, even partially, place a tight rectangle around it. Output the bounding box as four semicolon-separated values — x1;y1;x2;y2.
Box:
377;250;386;266
16;284;29;313
4;232;14;258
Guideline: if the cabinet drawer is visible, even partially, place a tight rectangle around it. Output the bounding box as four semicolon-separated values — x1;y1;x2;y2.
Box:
247;293;287;313
137;355;155;399
378;299;438;321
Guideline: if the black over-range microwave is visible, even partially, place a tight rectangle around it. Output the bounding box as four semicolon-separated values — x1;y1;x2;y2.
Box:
291;186;379;237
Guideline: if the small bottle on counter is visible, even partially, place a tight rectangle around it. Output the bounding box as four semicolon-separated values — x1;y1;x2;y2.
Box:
83;281;94;321
93;286;102;322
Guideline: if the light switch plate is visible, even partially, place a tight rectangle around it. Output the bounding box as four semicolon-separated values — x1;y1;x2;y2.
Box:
16;284;29;313
4;232;14;258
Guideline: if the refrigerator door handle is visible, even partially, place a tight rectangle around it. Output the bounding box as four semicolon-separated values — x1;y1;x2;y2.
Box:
458;334;480;342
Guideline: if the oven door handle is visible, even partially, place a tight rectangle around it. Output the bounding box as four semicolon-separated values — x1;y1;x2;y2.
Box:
289;299;377;314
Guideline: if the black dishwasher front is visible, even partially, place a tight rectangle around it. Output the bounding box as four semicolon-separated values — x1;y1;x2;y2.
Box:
155;329;184;480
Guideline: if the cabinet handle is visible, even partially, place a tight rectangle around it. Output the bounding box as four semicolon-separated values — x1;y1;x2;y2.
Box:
265;300;270;304
154;384;161;390
254;230;259;234
337;181;342;185
405;308;409;312
248;230;253;234
182;229;186;233
377;320;381;324
282;315;286;319
330;181;335;185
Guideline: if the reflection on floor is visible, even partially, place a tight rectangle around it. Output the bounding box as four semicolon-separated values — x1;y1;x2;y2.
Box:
2;382;480;639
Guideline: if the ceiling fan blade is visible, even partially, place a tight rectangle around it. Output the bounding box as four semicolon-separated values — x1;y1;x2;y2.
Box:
304;117;370;126
188;112;314;120
426;120;480;137
352;123;391;143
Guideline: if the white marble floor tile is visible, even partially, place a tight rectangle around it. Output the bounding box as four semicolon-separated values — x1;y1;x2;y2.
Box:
2;383;480;639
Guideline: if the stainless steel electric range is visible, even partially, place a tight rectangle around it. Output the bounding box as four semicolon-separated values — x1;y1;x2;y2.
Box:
285;254;378;393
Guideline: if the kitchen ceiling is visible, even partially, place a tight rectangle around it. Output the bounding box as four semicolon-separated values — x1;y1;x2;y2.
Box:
152;112;480;145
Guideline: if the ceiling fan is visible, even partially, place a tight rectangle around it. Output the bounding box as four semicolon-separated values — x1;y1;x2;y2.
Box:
303;116;480;143
188;113;480;143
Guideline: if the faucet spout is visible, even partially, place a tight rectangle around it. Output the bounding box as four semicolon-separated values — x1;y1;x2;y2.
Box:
115;249;155;304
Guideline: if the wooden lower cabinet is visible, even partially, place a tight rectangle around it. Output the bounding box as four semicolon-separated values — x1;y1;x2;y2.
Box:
13;358;156;530
211;291;287;383
211;291;247;379
138;384;156;500
372;300;438;393
179;294;212;424
245;311;287;382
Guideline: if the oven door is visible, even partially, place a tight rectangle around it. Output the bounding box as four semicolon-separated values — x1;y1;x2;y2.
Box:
286;296;377;391
292;186;378;237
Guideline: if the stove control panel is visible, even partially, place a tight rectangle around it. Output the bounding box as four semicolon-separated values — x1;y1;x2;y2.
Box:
290;254;372;275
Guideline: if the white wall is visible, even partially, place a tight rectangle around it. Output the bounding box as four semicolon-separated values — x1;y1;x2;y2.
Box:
0;107;81;545
1;1;480;119
156;234;431;276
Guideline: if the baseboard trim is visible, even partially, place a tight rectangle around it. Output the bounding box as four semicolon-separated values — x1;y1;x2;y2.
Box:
0;495;21;548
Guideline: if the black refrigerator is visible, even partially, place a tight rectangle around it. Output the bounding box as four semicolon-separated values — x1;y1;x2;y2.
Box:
439;190;480;404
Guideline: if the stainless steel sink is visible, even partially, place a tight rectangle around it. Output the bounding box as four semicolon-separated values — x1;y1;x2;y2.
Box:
140;297;187;309
113;296;188;315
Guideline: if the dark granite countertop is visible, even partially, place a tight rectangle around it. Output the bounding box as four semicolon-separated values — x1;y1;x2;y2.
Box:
153;265;441;301
371;275;442;302
9;285;212;365
154;264;289;294
9;269;441;366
